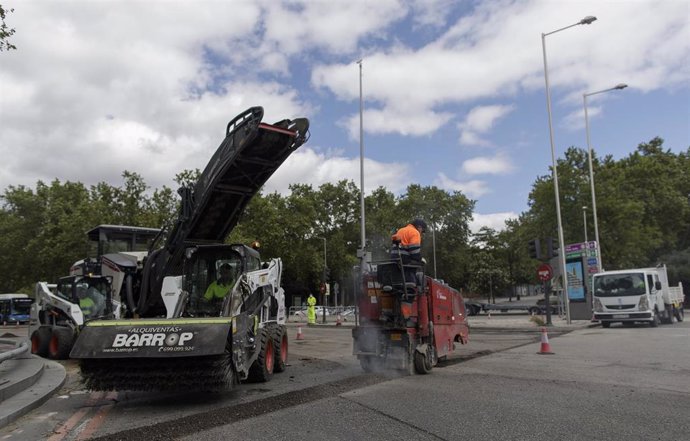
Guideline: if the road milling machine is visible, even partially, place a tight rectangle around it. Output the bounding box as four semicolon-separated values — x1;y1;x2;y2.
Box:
352;256;470;374
44;107;308;391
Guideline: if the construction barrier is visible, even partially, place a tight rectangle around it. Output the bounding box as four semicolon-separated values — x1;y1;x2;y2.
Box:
537;326;554;355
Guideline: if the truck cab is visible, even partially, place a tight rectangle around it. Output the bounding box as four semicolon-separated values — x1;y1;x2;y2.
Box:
592;267;684;327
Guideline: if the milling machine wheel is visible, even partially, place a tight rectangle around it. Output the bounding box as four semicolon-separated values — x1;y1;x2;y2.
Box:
31;327;51;358
248;328;274;382
48;327;73;360
414;347;433;375
359;356;377;373
272;325;288;373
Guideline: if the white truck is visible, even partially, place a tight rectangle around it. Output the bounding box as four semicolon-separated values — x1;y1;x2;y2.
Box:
592;265;685;328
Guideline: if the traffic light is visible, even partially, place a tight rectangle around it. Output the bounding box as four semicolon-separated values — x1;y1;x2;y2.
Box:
528;238;541;259
546;237;559;258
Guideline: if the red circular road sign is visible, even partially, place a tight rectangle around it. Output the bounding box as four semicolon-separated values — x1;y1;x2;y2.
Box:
537;263;553;281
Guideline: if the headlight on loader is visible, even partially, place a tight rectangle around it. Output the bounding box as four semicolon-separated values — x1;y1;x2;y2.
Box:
638;295;649;311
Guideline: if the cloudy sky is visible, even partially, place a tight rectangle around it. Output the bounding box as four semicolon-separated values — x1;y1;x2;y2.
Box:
1;0;688;232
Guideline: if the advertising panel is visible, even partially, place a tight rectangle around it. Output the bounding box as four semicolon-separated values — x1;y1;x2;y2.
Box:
565;259;586;302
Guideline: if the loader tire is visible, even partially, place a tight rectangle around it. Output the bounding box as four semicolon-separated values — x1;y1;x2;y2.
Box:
31;327;51;358
272;325;288;373
248;328;274;382
48;327;73;360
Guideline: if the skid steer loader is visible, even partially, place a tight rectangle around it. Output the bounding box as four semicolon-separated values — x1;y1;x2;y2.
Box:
68;106;308;391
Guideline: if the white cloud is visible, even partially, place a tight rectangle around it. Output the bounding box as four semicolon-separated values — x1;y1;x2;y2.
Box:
434;173;489;198
264;147;409;196
458;104;515;146
342;107;453;139
462;154;515;175
469;211;518;233
410;0;455;28
313;1;689;137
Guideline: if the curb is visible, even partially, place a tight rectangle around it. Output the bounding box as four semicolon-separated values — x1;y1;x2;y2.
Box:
0;357;66;429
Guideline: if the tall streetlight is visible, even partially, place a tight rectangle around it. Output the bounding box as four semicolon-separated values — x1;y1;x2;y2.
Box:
318;237;327;323
584;83;628;271
542;15;596;324
356;59;366;259
582;206;588;243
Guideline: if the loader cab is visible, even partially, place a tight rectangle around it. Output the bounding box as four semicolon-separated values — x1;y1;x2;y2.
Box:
57;275;113;320
182;244;261;317
86;224;162;258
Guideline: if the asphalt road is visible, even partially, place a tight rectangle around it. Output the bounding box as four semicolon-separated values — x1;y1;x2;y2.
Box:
1;319;688;440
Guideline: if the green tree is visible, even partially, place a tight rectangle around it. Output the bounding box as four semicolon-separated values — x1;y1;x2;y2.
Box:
0;4;16;52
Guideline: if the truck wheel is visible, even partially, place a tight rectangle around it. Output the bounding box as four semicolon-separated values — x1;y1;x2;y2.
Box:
675;307;684;322
650;310;660;328
601;322;611;328
48;327;73;360
414;346;433;374
272;326;288;373
248;328;274;382
31;327;51;357
664;305;675;324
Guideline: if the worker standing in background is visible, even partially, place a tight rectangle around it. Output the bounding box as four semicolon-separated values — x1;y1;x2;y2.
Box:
307;293;317;325
391;219;427;264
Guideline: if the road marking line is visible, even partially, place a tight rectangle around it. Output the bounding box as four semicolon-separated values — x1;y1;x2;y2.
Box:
75;403;114;440
46;408;90;441
46;391;104;441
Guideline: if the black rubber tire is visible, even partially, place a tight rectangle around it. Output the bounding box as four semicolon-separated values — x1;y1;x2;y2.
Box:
528;307;540;316
248;328;274;382
31;327;51;358
414;347;433;374
650;310;660;328
675;307;684;322
273;325;288;373
48;327;74;360
601;322;611;328
664;305;675;324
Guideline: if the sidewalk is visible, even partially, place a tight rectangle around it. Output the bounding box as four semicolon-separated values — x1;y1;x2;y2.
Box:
0;327;66;429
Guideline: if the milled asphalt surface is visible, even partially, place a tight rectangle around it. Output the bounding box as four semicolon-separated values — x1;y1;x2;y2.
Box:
0;305;595;437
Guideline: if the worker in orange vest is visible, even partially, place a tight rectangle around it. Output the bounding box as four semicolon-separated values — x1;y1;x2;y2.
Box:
391;219;427;264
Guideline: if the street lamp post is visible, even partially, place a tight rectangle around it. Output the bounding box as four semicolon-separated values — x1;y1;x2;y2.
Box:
542;15;596;324
356;59;366;259
582;206;588;243
318;237;327;323
584;83;628;271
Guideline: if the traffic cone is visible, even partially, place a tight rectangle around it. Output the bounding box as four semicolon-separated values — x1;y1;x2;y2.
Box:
296;324;304;340
487;311;491;319
590;313;598;323
537;327;554;355
336;314;342;326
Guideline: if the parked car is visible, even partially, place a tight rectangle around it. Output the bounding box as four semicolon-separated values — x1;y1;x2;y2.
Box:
294;306;330;319
529;297;559;315
464;300;486;316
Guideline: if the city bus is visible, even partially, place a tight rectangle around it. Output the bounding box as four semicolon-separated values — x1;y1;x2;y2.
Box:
0;293;34;324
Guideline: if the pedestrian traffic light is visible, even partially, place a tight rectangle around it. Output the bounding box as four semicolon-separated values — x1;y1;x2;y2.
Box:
546;237;559;258
528;238;541;259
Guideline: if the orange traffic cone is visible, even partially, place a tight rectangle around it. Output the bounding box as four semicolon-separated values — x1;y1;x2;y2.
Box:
296;324;304;340
537;327;554;355
336;314;342;326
